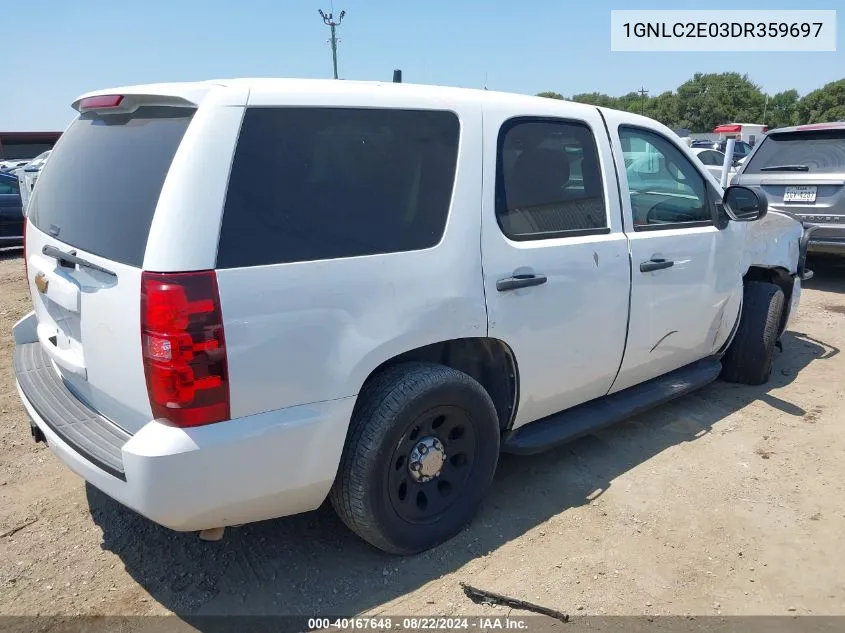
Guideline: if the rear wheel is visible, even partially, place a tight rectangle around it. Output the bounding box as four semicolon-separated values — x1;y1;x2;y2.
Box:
721;281;785;385
330;362;500;555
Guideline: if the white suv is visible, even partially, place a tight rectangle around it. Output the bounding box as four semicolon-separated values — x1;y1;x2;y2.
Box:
13;79;809;554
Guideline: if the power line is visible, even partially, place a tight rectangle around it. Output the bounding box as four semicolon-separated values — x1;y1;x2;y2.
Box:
318;8;346;80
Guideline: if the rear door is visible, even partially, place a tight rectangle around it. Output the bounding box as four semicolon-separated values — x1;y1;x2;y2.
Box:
23;88;239;434
480;103;630;429
737;127;845;239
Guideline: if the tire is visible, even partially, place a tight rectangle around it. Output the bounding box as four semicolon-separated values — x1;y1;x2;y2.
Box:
330;362;500;555
721;281;785;385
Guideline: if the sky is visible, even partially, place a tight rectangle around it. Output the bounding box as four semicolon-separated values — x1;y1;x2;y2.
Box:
3;0;843;131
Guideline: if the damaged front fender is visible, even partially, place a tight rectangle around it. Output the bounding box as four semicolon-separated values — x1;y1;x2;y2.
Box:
742;209;804;276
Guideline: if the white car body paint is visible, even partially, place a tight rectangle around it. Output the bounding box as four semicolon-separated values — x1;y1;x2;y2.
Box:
13;79;805;533
691;147;738;182
742;209;803;276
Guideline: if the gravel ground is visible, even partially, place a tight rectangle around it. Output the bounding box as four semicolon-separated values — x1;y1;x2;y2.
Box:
1;247;844;623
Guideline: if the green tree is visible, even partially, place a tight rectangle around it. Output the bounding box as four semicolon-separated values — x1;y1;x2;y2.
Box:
570;92;618;108
766;90;799;129
796;80;845;124
615;91;649;116
675;72;766;132
536;91;564;100
649;91;680;128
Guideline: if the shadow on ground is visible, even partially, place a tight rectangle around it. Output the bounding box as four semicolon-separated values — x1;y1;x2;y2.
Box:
0;246;23;261
804;255;845;295
86;266;842;625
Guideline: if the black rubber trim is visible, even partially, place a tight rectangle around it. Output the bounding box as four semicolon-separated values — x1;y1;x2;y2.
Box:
503;357;722;455
503;227;612;242
13;342;130;480
798;225;818;281
633;220;714;232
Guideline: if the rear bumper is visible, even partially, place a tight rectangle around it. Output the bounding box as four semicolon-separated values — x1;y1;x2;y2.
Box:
13;338;355;531
804;224;845;257
807;239;845;256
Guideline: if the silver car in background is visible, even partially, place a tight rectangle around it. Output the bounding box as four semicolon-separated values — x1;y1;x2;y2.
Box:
732;122;845;256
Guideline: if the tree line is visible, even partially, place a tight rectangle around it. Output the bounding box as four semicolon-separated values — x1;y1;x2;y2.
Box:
537;72;845;132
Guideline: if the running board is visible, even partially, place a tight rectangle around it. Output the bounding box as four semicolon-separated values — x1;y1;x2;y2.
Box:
502;358;722;455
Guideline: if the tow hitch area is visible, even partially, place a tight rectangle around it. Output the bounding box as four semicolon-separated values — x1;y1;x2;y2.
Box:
799;225;818;281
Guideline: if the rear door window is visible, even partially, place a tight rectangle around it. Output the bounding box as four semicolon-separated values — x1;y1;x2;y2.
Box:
496;118;607;240
27;107;194;267
744;129;845;174
216;107;460;268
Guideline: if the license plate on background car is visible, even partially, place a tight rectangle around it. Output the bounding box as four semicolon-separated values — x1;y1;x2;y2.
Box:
784;186;817;203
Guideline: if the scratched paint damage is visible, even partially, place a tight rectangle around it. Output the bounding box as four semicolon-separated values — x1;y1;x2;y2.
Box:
649;330;678;353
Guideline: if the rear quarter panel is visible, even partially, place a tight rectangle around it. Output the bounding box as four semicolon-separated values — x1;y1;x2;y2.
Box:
214;90;487;419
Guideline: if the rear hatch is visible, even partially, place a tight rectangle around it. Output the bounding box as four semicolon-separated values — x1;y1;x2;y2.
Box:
737;127;845;236
24;98;197;434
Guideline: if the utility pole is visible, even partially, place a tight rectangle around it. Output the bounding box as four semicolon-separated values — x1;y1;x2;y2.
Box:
638;86;649;116
318;9;346;79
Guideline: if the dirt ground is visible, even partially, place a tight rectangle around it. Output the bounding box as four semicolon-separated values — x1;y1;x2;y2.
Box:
1;246;844;623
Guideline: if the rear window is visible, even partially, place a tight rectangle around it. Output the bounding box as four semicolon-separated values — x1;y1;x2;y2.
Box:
744;129;845;174
216;107;460;268
28;107;194;267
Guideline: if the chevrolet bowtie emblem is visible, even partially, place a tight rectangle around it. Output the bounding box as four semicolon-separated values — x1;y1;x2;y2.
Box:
34;272;49;294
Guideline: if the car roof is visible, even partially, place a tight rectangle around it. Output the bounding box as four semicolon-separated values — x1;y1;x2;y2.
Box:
765;121;845;134
72;77;654;122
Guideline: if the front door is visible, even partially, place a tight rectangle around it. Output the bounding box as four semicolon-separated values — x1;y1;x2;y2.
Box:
603;116;746;393
481;104;631;429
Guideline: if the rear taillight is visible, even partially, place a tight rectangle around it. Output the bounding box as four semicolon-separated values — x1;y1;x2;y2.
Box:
141;271;230;427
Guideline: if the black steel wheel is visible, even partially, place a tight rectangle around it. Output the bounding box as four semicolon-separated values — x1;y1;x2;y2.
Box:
330;362;500;555
387;405;477;525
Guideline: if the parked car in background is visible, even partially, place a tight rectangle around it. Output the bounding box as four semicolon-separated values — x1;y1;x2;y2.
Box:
733;122;845;256
16;150;51;210
0;159;31;173
691;147;737;181
13;79;807;555
691;139;755;164
25;150;51;172
0;171;24;246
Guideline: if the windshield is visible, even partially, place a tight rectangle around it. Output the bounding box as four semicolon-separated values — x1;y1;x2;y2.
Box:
744;129;845;174
28;107;194;266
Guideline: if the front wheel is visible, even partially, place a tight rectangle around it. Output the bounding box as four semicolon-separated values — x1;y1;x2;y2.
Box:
330;362;500;555
721;281;785;385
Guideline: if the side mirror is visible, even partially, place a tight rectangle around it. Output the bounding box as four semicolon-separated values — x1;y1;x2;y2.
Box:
723;185;768;222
